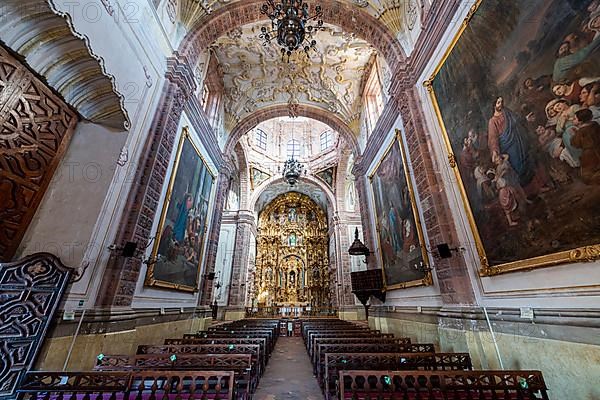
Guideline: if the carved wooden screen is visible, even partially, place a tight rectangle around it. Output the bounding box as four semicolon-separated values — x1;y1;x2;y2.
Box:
0;253;72;399
0;45;78;261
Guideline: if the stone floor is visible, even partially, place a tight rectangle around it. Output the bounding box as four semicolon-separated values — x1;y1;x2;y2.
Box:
253;337;323;400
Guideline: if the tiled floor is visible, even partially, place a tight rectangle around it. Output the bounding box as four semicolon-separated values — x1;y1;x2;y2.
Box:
253;337;323;400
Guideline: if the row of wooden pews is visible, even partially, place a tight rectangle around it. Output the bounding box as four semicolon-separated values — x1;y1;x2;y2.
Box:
18;319;280;400
302;318;550;400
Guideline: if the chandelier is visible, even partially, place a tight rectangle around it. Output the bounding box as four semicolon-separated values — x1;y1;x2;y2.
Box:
259;0;325;61
282;158;305;186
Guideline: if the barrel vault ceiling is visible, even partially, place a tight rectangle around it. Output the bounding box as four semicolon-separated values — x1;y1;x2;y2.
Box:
179;0;422;42
212;22;385;133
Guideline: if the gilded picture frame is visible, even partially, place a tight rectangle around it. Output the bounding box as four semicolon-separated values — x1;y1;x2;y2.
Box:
424;0;600;276
145;127;215;292
369;129;432;290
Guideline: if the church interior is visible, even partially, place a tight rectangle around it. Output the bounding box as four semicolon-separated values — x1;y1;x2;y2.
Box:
1;0;599;399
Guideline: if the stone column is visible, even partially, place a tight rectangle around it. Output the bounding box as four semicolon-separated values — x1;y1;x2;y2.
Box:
95;52;197;308
227;211;256;311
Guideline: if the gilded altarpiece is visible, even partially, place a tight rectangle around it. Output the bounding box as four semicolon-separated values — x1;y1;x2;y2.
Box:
254;192;330;308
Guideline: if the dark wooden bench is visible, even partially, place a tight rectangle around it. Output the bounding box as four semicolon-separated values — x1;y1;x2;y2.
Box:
306;329;380;350
315;343;436;380
323;352;472;400
94;354;256;399
338;370;549;400
164;337;270;363
308;332;395;356
310;337;410;364
188;331;275;353
18;370;235;400
205;328;277;347
137;343;264;374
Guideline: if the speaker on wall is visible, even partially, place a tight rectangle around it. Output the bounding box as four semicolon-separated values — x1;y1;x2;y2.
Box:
436;243;452;259
122;241;138;258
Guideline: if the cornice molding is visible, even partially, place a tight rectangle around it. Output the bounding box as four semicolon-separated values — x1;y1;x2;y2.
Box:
184;96;225;170
166;51;197;99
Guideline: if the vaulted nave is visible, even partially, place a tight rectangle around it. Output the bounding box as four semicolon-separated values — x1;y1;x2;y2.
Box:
0;0;599;399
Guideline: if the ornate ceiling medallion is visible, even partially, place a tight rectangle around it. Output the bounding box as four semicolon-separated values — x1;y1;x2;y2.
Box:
259;0;325;61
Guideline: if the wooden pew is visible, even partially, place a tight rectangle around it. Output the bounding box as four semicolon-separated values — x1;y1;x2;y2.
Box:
310;337;410;364
205;328;278;347
188;331;275;353
308;332;395;356
314;343;436;381
137;343;264;375
94;353;256;399
18;370;235;400
164;338;269;364
337;369;549;400
323;352;472;400
301;321;360;339
306;329;379;351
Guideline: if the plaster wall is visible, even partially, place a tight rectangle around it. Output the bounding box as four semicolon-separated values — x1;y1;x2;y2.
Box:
36;317;211;371
17;122;126;272
369;313;600;400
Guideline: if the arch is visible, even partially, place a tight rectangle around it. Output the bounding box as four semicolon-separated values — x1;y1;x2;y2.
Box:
250;175;337;216
0;0;129;129
224;104;361;156
178;0;405;71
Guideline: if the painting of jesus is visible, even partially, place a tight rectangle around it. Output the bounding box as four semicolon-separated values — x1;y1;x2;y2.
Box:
429;0;600;275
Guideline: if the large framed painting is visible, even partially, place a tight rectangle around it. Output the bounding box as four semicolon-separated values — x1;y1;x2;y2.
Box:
369;130;432;290
427;0;600;276
145;128;215;291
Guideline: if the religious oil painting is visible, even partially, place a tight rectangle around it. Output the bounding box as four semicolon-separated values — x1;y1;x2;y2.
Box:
370;131;431;290
251;168;271;189
146;129;215;291
316;167;336;189
429;0;600;275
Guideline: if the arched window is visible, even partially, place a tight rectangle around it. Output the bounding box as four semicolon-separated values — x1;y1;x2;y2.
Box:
364;60;385;136
287;139;301;159
255;129;267;150
320;130;333;151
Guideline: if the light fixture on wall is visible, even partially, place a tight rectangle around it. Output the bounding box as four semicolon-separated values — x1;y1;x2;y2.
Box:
259;0;325;61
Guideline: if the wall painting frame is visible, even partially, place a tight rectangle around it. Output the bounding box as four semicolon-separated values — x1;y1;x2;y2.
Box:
369;129;432;290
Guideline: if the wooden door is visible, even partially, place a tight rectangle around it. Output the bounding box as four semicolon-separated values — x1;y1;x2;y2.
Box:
0;46;78;261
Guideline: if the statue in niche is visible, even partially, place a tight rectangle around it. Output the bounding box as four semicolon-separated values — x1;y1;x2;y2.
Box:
288;233;297;247
288;207;297;222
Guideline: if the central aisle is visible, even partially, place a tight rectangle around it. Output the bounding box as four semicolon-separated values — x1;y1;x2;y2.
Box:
254;336;323;400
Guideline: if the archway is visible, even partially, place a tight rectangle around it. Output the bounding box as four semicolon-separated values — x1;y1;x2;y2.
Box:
225;105;361;157
178;0;405;71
